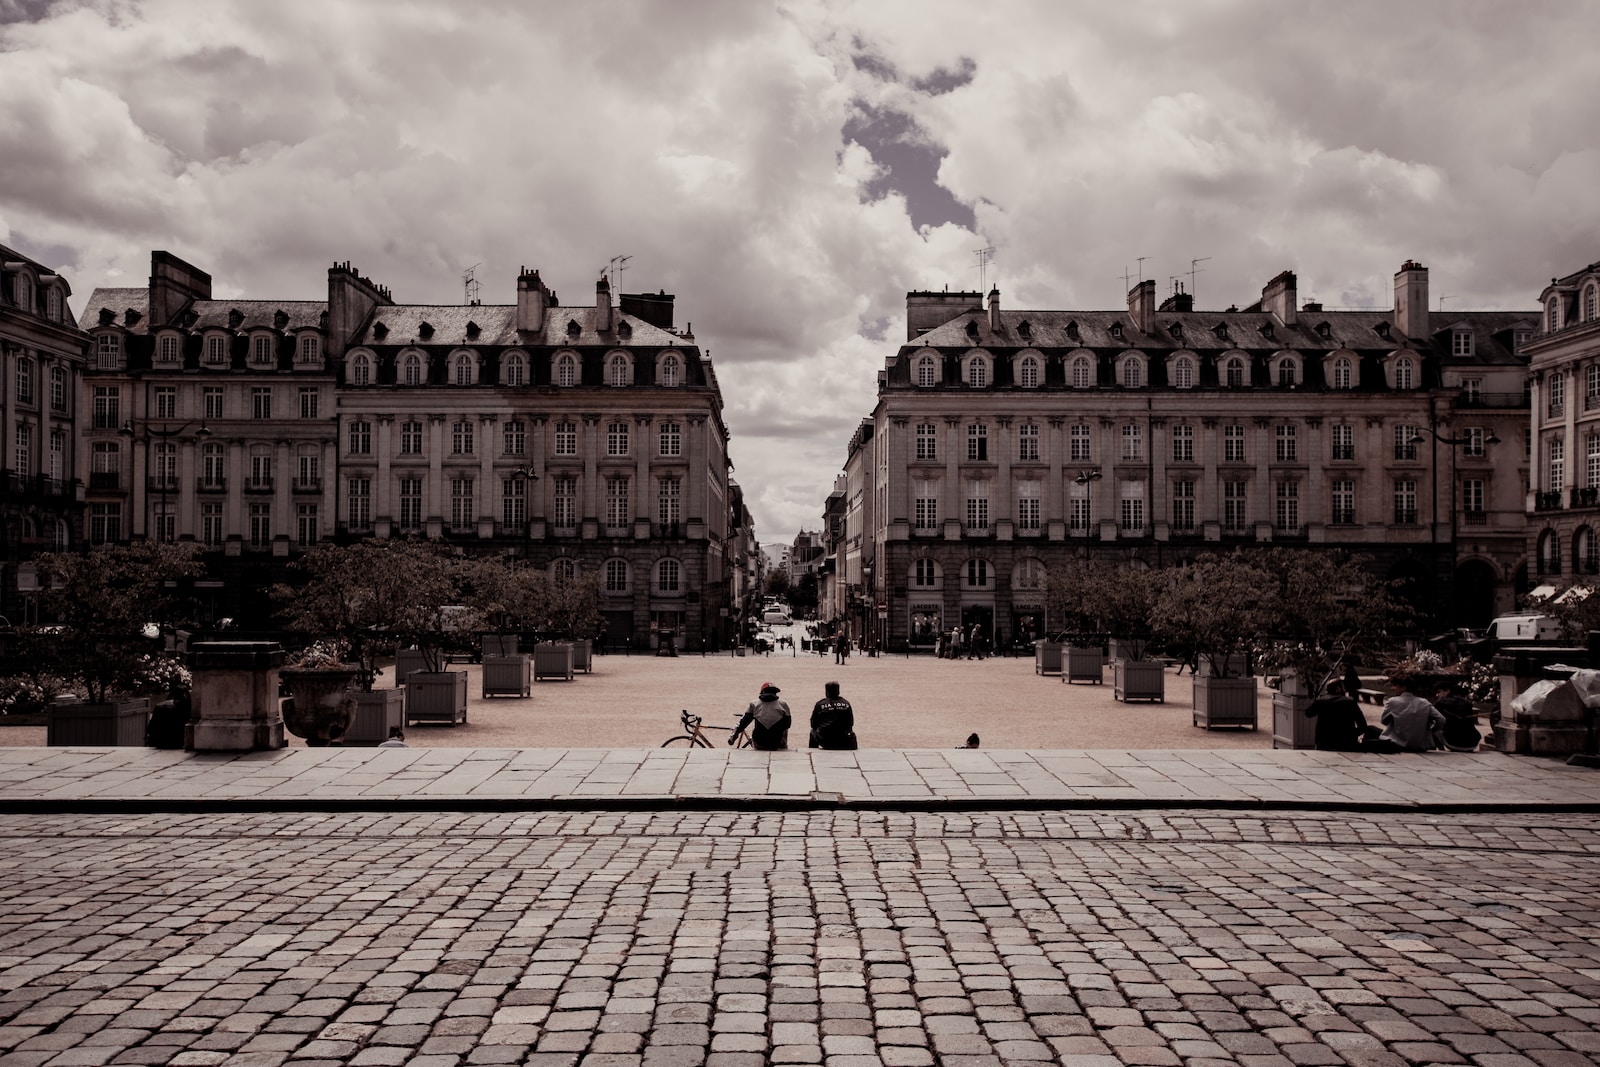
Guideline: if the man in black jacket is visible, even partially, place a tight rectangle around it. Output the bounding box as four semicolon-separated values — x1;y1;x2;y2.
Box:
1305;679;1371;752
809;681;856;750
733;682;791;750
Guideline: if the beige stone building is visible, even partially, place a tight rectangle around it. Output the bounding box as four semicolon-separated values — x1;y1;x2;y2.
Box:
857;261;1533;650
76;253;735;647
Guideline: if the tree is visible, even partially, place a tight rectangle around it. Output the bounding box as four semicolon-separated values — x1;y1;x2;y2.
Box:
1150;553;1272;678
546;571;601;639
763;568;791;598
33;542;203;703
1044;558;1100;639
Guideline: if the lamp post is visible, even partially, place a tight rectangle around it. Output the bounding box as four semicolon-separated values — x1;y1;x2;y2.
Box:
119;419;210;542
1411;426;1500;547
510;466;540;558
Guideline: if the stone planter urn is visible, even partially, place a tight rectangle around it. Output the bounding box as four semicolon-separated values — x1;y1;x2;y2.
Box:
1113;659;1165;702
279;667;359;746
1194;675;1258;730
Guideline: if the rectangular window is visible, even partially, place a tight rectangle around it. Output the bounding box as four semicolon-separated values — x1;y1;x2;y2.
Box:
1070;424;1091;463
452;420;475;455
152;502;176;544
205;336;226;365
299;335;320;364
203;387;224;420
503;420;526;456
1331;423;1354;461
1223;480;1248;530
89;502;121;544
1464;427;1485;458
1223;424;1245;463
1017;424;1039;462
14;425;30;473
965;490;989;531
91;441;120;489
158;335;180;363
606;477;630;529
252;387;271;420
914;497;938;532
502;476;527;527
1589;435;1600;488
201;502;223;546
1394;425;1418;461
48;429;63;484
1171;425;1194;463
15;360;32;406
967;423;988;461
607;422;629;456
450;478;474;530
1549;437;1565;491
1274;424;1297;463
1453;331;1474;356
299;388;318;420
1120;424;1142;462
1119;484;1144;533
399;478;422;529
249;454;272;489
1550;373;1566;416
92;386;120;430
1274;481;1299;531
348;477;372;529
555;421;577;456
97;334;120;369
252;336;273;364
1462;478;1485;521
1016;495;1040;531
201;445;224;488
296;504;318;546
1332;480;1356;524
153;386;176;420
659;421;682;456
1171;480;1195;531
555;476;579;528
153;442;176;487
915;423;937;461
248;503;271;547
656;477;680;526
1394;479;1418;524
297;454;319;488
348;420;371;455
401;421;423;455
50;367;66;413
1464;377;1483;402
1069;485;1091;532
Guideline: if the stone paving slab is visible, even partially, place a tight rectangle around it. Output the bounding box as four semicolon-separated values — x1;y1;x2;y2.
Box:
1;746;1599;812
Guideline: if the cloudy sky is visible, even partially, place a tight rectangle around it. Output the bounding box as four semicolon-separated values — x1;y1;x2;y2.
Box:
4;1;1599;543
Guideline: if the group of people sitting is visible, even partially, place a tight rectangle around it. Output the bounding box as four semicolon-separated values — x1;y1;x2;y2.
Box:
732;680;857;750
1307;675;1483;753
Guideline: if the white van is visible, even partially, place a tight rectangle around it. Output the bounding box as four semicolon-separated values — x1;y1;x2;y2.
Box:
1486;614;1564;644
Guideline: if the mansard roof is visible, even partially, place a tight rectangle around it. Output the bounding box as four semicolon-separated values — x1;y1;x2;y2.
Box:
78;291;325;333
354;304;687;349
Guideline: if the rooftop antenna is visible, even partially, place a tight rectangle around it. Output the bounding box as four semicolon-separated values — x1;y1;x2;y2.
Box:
462;264;481;306
1118;266;1134;291
1438;294;1454;311
1187;257;1212;304
974;246;996;292
1136;256;1149;282
607;254;632;302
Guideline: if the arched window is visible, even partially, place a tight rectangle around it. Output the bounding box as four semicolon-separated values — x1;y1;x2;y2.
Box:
1577;527;1599;575
1394;356;1415;390
1120;356;1143;388
556;353;578;387
1070;356;1093;389
911;558;941;587
298;335;321;364
1549;298;1561;333
205;335;227;365
156;333;181;363
453;353;474;386
1332;357;1353;390
403;353;423;386
916;355;937;387
14;274;31;312
658;353;682;387
604;558;629;593
1276;357;1298;387
1012;558;1045;590
966;357;988;388
1017;356;1039;389
1172;357;1194;390
251;335;274;365
1539;529;1561;575
552;558;577;582
1586;284;1599;323
1225;357;1246;388
503;352;526;386
963;558;990;588
47;286;60;321
656;558;682;593
351;354;371;386
608;353;631;387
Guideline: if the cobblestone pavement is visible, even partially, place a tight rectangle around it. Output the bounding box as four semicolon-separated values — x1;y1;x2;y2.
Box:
2;809;1599;1067
6;748;1600;811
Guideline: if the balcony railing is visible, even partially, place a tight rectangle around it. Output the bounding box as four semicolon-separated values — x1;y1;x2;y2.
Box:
1;471;81;499
654;522;684;539
1587;394;1600;411
198;478;227;492
1535;491;1565;512
244;478;273;493
1394;509;1419;524
1549;402;1565;418
88;471;122;491
147;475;180;492
292;479;322;493
1331;510;1356;525
1574;487;1600;509
1463;510;1488;525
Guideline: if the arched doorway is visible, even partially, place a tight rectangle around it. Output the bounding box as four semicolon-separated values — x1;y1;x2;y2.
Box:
1452;559;1498;629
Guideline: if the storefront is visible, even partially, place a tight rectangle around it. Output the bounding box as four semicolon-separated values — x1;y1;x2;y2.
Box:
907;602;942;650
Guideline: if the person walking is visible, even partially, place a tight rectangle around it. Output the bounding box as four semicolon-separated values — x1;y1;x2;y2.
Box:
834;631;848;665
809;681;857;750
732;682;792;750
950;625;964;660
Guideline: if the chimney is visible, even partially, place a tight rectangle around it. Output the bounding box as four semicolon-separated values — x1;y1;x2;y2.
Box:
1127;278;1156;334
596;274;613;332
1260;270;1297;327
905;289;983;340
326;261;392;359
987;286;1001;332
1393;259;1429;341
516;267;548;333
148;250;211;326
620;290;675;331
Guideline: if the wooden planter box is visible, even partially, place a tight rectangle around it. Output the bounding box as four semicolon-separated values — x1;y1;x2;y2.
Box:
482;654;532;698
405;671;468;725
1063;646;1103;685
345;688;406;745
534;643;575;682
1034;641;1063;676
570;639;593;674
1272;692;1316;748
1113;660;1166;702
47;698;151;746
1198;653;1249;678
1194;676;1258;730
482;634;518;658
393;649;429;686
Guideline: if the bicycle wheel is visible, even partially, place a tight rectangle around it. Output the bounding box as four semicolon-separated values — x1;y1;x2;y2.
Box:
660;736;701;748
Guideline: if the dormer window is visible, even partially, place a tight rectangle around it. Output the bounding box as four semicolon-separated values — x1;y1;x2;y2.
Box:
1515;329;1533;350
1065;321;1080;342
1110;323;1123;341
156;334;181;363
608;352;632;387
1452;330;1474;356
1171;356;1195;390
658;352;682;387
298;335;321;364
1394;355;1416;390
1374;321;1391;340
273;309;288;330
402;352;424;386
1332;356;1354;390
1315;321;1332;339
1119;355;1144;388
567;319;582;338
915;354;937;388
618;320;632;339
1275;357;1299;387
373;322;389;342
503;352;527;386
1259;322;1275;341
965;354;991;388
1070;355;1094;389
1168;323;1183;341
1586;283;1599;322
1224;356;1247;388
965;320;981;339
465;321;480;340
453;352;474;386
1016;354;1040;389
1548;297;1561;333
418;321;434;341
1213;322;1229;341
556;352;579;387
204;335;227;365
46;286;61;321
1016;320;1031;340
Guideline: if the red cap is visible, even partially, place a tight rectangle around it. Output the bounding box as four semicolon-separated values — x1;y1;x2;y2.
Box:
760;681;779;692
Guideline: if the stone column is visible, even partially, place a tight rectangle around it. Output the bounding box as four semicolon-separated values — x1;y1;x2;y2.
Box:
375;415;394;524
187;641;286;752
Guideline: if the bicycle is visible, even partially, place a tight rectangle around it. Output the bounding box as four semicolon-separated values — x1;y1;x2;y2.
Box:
661;709;753;748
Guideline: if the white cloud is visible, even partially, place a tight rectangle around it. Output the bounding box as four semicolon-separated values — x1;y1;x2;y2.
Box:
3;0;1600;542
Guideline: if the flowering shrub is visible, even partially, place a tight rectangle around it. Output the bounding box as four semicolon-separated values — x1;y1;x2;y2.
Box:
0;674;72;716
284;639;352;670
132;654;192;696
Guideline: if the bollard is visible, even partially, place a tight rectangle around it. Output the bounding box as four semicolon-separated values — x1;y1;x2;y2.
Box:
187;641;287;752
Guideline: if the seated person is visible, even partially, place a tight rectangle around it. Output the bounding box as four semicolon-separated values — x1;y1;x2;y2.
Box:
1370;679;1445;753
1304;680;1370;752
1432;684;1482;752
733;682;791;750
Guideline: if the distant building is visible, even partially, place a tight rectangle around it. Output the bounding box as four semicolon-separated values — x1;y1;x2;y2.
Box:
76;252;736;648
845;261;1533;650
0;245;86;621
1525;260;1600;586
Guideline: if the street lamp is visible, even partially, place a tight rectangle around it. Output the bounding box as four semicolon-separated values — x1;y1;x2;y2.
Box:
119;418;210;542
1073;468;1102;486
1410;425;1500;555
509;466;541;556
